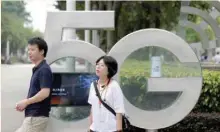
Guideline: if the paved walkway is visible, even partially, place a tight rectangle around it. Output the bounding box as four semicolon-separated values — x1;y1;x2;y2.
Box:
1;64;32;132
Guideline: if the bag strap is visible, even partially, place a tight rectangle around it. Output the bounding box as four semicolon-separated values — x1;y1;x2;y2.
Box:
93;81;116;116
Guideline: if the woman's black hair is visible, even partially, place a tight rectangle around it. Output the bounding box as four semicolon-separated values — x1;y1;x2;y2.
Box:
96;55;118;79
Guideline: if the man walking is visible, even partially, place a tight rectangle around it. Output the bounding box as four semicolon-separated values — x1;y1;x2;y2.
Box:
15;37;53;132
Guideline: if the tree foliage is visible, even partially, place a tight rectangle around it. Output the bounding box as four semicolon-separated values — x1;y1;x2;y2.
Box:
1;1;43;56
54;1;212;51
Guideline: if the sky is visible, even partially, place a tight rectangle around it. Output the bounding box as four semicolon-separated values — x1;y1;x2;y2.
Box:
25;0;58;32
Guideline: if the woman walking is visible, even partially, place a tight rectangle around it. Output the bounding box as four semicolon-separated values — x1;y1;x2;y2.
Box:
88;56;125;132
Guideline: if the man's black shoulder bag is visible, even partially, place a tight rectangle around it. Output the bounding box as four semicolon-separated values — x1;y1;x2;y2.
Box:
93;81;133;132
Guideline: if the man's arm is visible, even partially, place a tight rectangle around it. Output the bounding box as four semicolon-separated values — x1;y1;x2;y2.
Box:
16;67;53;111
26;88;50;105
27;68;52;105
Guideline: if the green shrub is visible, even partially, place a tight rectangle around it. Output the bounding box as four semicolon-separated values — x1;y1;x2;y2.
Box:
119;59;220;112
120;59;201;78
193;70;220;112
119;60;220;131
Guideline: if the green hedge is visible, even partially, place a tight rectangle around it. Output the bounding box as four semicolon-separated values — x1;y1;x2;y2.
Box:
120;59;201;78
119;59;220;131
193;70;220;112
119;59;220;112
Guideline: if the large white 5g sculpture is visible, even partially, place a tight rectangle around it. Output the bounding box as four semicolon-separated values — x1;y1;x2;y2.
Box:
45;11;202;131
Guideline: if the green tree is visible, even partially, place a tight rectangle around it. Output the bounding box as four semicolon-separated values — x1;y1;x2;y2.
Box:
1;1;43;57
185;1;213;43
54;1;211;51
1;1;30;22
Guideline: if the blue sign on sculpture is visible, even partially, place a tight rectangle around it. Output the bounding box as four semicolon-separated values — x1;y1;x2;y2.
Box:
51;73;98;106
